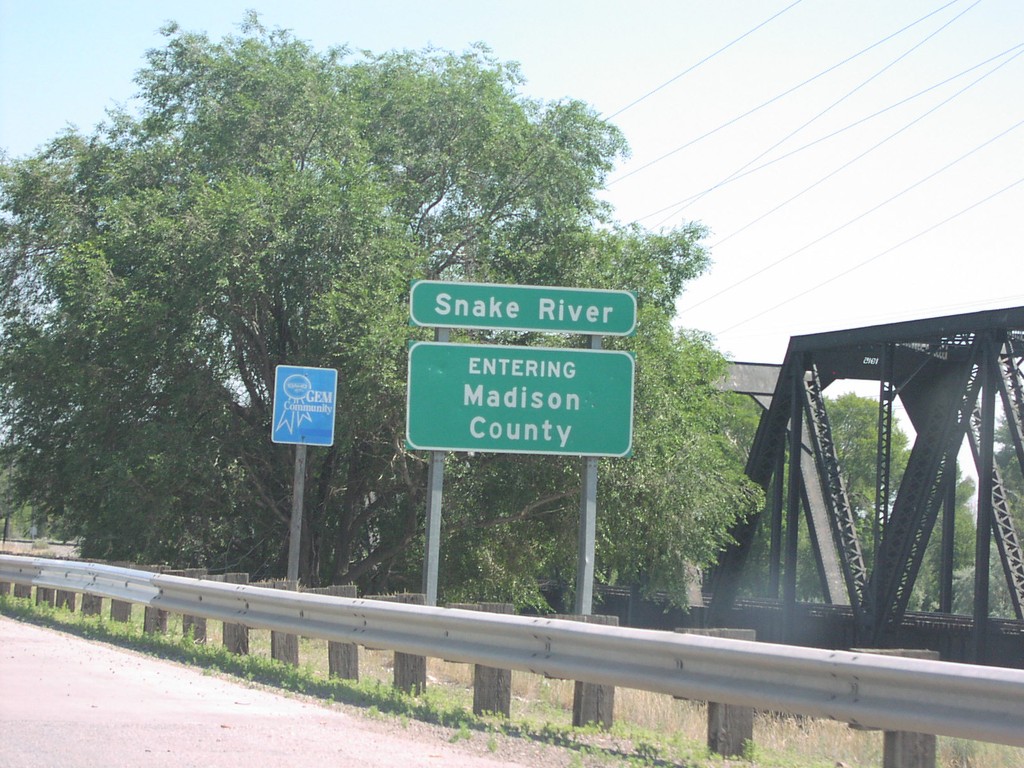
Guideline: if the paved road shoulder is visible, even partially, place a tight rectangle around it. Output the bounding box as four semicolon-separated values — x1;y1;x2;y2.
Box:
0;616;558;768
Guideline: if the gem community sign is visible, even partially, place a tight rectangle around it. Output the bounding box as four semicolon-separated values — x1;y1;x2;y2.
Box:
271;365;338;447
406;342;634;457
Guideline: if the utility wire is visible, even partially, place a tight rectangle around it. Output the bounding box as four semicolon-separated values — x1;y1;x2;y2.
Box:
602;0;804;122
635;42;1024;224
657;0;983;225
607;0;963;188
705;47;1024;246
714;176;1024;335
682;113;1024;314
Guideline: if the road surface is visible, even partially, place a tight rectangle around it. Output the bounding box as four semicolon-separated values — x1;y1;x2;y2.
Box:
0;616;568;768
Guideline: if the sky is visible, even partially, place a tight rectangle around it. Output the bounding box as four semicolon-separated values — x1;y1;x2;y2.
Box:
1;0;1022;368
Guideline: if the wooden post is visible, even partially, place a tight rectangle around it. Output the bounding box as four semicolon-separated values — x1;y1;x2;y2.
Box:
852;649;939;768
369;593;427;694
35;586;56;607
472;603;514;717
144;569;169;635
555;613;617;729
143;604;168;634
182;612;207;643
106;561;146;623
133;565;168;634
81;593;103;616
306;584;359;680
0;580;10;596
55;589;77;612
216;573;250;655
13;583;32;599
679;629;757;758
262;580;299;667
179;569;208;643
110;598;132;622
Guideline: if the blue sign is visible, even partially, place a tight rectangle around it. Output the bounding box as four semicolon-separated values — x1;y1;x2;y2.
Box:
272;365;338;446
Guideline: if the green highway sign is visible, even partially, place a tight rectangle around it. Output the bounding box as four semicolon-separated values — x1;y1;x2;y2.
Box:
410;280;637;336
406;342;634;457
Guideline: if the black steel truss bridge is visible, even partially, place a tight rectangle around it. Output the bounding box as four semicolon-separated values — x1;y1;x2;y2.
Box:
710;306;1024;665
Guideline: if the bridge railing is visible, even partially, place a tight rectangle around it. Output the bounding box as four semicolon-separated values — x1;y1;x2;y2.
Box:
2;554;1024;749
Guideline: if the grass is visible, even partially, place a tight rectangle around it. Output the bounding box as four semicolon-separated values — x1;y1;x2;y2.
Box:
2;589;1022;768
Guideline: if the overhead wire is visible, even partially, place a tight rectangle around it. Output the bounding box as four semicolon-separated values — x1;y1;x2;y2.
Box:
605;0;964;188
714;175;1024;336
680;111;1024;315
601;0;804;122
651;0;984;227
705;46;1024;247
634;42;1024;225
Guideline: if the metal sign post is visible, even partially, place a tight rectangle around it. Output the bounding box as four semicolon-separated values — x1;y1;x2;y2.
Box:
272;365;338;585
422;328;449;606
287;444;307;583
575;335;602;615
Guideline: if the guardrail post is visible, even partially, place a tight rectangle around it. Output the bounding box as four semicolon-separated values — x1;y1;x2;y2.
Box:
178;568;208;642
109;561;137;622
306;585;359;679
55;589;77;612
555;613;617;729
81;593;103;616
263;580;299;667
216;573;250;655
137;566;169;633
110;597;133;622
450;602;515;717
852;648;939;768
678;628;757;757
143;604;168;633
369;593;427;694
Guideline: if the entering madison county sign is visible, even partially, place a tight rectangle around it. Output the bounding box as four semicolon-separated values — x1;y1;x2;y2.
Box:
406;342;634;457
409;280;637;336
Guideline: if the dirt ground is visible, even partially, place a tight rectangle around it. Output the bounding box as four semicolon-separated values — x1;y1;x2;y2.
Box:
0;539;78;558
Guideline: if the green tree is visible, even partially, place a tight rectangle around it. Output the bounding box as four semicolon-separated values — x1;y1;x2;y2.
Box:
827;391;911;568
0;18;757;604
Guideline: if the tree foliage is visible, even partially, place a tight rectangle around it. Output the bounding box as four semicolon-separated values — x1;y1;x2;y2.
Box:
0;19;758;604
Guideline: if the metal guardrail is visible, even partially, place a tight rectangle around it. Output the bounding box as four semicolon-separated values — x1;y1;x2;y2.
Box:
3;554;1024;747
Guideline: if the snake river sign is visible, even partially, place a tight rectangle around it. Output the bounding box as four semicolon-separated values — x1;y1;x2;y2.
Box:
409;280;637;336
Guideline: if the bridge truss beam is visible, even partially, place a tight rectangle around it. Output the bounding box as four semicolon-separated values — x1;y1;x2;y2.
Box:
714;307;1024;652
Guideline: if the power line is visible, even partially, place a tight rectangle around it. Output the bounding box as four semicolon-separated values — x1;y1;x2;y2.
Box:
601;0;804;122
705;47;1024;246
682;113;1024;314
606;0;963;188
635;42;1024;225
714;176;1024;336
655;0;983;225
